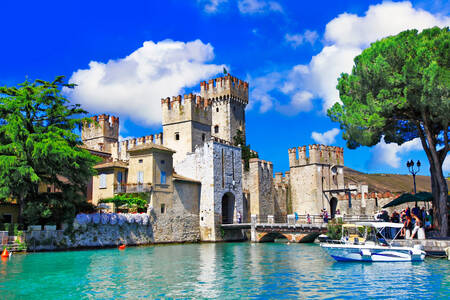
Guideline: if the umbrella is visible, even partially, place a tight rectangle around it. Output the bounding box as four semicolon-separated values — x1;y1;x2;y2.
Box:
383;192;450;208
382;193;419;208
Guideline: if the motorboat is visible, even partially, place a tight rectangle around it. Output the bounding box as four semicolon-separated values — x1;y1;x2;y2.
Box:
320;222;426;262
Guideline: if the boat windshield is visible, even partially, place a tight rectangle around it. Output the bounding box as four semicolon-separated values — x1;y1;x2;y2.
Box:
341;225;365;244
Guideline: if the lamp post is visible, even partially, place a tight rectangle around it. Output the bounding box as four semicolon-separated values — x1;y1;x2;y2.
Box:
406;159;420;207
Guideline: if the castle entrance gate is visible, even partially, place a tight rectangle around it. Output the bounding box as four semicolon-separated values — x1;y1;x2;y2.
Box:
330;197;338;219
221;192;235;224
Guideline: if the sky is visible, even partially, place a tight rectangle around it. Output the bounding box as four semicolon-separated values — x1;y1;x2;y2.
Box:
1;0;449;176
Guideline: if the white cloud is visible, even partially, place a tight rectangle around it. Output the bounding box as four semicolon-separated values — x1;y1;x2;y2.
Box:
443;155;450;172
238;0;283;14
277;91;314;115
311;128;340;145
250;1;450;114
285;30;318;48
201;0;228;13
370;137;422;168
64;40;224;126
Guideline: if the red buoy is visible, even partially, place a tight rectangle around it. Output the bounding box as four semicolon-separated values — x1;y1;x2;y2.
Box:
118;244;126;250
1;249;9;258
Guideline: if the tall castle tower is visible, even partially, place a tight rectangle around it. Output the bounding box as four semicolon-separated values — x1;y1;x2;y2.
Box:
288;145;345;217
161;94;212;164
200;75;249;144
81;114;119;153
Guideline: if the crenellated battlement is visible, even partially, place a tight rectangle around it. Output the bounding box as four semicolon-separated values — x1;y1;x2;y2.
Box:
249;158;273;173
200;74;249;104
161;94;212;126
81;114;119;152
288;144;344;167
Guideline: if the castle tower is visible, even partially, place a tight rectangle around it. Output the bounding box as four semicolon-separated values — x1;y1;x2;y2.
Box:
288;145;345;216
200;75;249;145
161;94;212;164
81;114;119;153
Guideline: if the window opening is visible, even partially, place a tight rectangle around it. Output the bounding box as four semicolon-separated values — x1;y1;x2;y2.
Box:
214;125;219;134
161;204;165;214
161;171;166;184
99;173;107;189
175;133;180;140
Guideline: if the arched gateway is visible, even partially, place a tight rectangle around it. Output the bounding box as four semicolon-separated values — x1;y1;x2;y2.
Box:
221;192;235;224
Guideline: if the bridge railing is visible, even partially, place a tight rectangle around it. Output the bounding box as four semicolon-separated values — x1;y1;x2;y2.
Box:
249;214;376;225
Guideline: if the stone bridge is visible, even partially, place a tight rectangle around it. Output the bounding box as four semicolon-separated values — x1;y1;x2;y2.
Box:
221;215;327;243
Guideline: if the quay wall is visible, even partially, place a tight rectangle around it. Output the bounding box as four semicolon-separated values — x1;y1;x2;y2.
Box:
25;212;199;251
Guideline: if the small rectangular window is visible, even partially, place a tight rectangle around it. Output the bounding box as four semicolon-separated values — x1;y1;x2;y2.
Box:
2;214;12;224
137;171;144;184
99;173;107;189
161;171;166;184
47;186;51;193
138;159;143;163
161;204;165;214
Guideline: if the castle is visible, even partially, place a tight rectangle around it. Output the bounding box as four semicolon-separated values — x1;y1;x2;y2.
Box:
81;74;392;243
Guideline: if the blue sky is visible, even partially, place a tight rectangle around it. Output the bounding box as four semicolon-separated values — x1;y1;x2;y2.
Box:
1;0;449;175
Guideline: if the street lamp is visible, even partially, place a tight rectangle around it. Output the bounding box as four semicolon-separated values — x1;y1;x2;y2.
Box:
406;159;420;207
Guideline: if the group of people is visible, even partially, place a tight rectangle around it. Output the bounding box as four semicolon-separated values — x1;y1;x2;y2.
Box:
376;206;433;239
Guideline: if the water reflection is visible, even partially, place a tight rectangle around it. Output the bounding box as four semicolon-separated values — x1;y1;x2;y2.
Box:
0;243;448;299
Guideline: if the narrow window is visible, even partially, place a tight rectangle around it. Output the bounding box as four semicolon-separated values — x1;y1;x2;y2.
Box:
160;171;166;184
232;151;235;180
99;173;107;189
138;159;143;164
221;149;225;188
161;204;165;214
202;133;206;142
175;133;180;140
47;186;51;193
214;125;219;134
117;171;123;183
216;107;219;112
161;160;165;164
137;171;144;184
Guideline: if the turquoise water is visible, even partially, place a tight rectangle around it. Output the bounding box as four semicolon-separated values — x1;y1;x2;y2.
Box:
0;243;448;299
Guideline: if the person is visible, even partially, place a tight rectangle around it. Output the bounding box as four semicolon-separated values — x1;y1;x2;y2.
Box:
237;211;242;224
294;212;299;223
412;205;420;219
323;209;329;223
410;213;422;239
336;209;341;215
425;209;433;230
306;213;311;224
405;215;413;239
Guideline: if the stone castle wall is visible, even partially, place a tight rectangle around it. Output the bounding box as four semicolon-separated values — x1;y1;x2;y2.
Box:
82;114;119;152
175;139;243;242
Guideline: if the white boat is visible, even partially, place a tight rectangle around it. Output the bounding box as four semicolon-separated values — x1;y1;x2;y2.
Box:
321;222;426;262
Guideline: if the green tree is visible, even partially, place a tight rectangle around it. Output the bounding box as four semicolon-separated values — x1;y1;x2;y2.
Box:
100;194;148;213
328;27;449;236
233;129;258;171
0;76;100;225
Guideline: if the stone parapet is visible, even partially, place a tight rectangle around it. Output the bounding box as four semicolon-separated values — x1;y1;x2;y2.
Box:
288;144;344;167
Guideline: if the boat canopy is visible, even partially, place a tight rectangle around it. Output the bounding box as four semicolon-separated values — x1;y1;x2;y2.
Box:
342;224;364;228
355;222;404;229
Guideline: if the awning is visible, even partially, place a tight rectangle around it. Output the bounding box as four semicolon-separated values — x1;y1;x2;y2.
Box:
382;192;449;208
356;222;404;229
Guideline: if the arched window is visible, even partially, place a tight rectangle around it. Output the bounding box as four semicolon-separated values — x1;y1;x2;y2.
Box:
216;107;219;112
214;126;219;134
175;132;180;140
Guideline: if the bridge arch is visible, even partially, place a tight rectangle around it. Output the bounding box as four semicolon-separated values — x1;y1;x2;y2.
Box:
221;192;235;224
257;232;291;242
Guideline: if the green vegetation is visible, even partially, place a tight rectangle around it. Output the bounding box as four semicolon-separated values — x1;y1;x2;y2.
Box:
328;27;449;236
100;193;148;213
233;129;258;171
326;218;343;240
0;76;100;226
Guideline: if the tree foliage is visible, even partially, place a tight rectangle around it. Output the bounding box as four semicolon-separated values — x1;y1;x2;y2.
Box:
100;194;148;213
328;27;449;235
0;76;100;225
233;129;258;171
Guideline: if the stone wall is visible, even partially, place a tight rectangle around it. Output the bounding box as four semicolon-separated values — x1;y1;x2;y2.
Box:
175;140;243;241
25;210;200;251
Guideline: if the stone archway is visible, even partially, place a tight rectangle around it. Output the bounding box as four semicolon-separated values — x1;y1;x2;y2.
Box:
330;197;338;219
221;192;235;224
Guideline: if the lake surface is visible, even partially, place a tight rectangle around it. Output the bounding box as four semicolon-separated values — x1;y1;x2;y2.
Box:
1;243;448;299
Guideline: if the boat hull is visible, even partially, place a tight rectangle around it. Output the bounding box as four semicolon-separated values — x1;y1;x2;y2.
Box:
321;244;425;262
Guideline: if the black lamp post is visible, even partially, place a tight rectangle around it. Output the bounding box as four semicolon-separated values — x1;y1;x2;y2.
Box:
406;160;421;207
